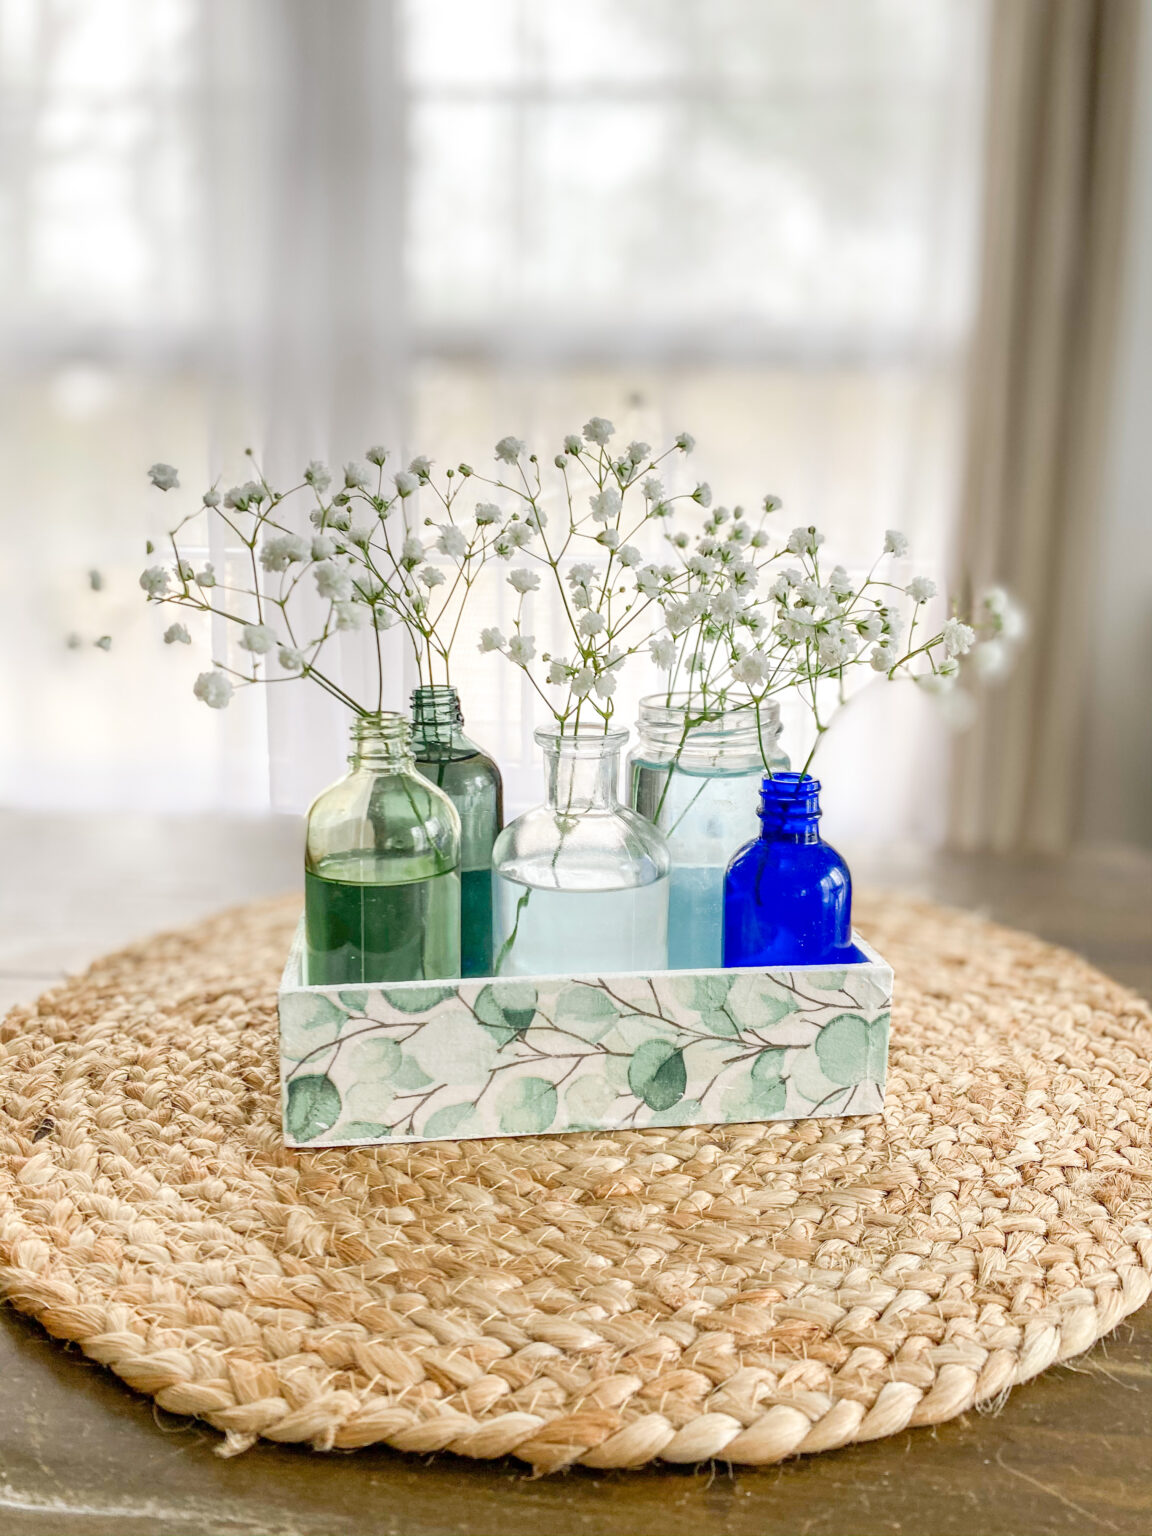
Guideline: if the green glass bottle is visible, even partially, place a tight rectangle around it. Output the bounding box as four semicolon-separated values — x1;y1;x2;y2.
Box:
410;685;503;978
305;712;461;985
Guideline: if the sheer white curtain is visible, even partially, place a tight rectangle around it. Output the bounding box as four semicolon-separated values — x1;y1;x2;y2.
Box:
0;0;988;845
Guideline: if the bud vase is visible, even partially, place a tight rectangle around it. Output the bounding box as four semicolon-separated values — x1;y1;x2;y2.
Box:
627;694;789;969
492;727;670;976
305;712;461;984
722;772;855;967
410;685;503;978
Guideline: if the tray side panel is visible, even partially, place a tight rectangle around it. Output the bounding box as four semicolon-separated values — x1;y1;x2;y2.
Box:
279;922;892;1146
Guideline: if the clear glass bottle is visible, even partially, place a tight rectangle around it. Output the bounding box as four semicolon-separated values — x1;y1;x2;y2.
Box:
305;712;461;984
627;695;789;969
410;685;503;978
723;772;855;967
492;727;671;977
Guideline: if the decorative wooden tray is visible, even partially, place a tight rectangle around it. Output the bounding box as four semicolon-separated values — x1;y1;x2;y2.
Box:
278;920;892;1145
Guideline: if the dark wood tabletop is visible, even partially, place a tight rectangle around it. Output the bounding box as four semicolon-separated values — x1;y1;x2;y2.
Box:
2;814;1150;1536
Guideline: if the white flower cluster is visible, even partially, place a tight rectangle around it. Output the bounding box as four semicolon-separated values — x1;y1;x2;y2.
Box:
141;424;1018;754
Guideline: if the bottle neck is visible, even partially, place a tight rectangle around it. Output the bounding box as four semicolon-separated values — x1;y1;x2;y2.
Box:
759;771;823;843
410;684;469;759
349;711;414;770
540;728;625;813
636;694;780;771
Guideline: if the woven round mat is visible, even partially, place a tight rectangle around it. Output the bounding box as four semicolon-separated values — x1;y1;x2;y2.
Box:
1;894;1150;1473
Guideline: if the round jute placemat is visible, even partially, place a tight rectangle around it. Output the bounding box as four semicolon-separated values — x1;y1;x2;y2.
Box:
1;893;1150;1473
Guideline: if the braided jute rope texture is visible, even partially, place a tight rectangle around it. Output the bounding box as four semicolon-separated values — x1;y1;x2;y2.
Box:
1;893;1150;1473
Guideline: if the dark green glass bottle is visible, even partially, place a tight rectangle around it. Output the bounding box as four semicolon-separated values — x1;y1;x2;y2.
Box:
410;685;503;978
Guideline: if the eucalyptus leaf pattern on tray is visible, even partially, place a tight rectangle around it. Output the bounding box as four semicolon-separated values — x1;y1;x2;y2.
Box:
278;922;893;1146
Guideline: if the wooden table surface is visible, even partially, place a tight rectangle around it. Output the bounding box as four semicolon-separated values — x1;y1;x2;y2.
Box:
1;813;1150;1536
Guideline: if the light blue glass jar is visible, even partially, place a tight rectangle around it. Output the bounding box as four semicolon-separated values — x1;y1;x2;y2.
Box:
723;772;855;967
627;695;788;969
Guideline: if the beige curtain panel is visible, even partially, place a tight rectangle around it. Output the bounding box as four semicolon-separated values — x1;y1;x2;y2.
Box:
951;0;1142;851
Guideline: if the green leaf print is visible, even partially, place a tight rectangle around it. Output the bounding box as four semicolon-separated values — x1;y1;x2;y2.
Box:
346;1035;402;1082
554;984;619;1034
699;1008;740;1037
390;1053;435;1091
751;1048;789;1083
337;1120;391;1141
495;1075;558;1134
423;1101;476;1139
286;1073;342;1142
726;974;801;1030
338;988;370;1015
628;1040;687;1112
474;982;539;1044
380;985;458;1014
814;1013;888;1086
806;969;849;993
670;974;733;1015
279;993;345;1062
562;1073;619;1129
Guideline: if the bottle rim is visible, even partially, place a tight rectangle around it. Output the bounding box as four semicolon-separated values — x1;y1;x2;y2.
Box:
534;724;629;755
637;692;781;729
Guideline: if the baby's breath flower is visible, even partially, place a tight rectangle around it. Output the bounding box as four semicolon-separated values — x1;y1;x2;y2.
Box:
649;636;676;670
547;658;571;685
786;525;825;556
344;461;371;490
365;445;388;466
193;670;233;709
164;623;191;645
870;644;897;673
203;488;221;508
474;502;499;525
407;455;431;479
941;617;976;657
593;671;617;699
567;563;597;585
762;493;782;513
479;626;506;653
436;525;468;558
508;568;540;594
240;622;277;654
583;416;614;446
502;522;534;551
884;529;910;557
495;435;526;463
314;561;354;601
195;565;216;588
563;434;582;454
139;565;170;598
333;601;365;630
828;565;854;596
571;666;595;697
692;482;713;508
401;533;425;566
278;646;305;672
419;565;446;589
589;489;621;522
906;576;937;603
596;528;620;550
394;471;420;496
508;634;536;664
674;431;695;452
554;454;567;469
578;611;606;637
625;440;650;465
732;651;768;686
148;462;179;491
304;460;332;491
310;535;337;561
617;544;642;567
259;533;310;571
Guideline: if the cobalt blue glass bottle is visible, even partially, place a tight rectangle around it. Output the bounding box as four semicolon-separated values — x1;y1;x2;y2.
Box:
722;773;855;967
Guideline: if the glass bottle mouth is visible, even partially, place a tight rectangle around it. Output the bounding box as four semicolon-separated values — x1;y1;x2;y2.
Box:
636;693;781;765
411;685;464;729
759;771;821;831
534;725;629;757
350;710;412;761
